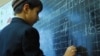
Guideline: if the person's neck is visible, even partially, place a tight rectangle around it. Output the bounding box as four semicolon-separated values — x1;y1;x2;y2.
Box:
15;14;33;26
15;14;25;20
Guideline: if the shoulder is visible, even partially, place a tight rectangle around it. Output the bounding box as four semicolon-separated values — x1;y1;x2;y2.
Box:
24;27;39;35
22;27;40;41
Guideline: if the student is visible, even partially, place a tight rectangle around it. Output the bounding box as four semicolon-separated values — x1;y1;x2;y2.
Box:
0;0;76;56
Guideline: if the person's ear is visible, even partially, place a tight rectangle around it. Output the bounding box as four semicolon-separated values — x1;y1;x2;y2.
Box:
23;4;30;14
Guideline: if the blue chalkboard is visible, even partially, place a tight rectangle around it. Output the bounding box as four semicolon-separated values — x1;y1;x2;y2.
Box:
34;0;100;56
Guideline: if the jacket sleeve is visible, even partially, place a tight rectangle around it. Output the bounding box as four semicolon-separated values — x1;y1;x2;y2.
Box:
22;28;44;56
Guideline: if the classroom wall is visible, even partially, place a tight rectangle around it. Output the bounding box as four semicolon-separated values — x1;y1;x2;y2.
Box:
0;1;14;30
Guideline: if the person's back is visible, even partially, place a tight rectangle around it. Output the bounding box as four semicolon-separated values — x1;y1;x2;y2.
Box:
0;17;27;56
0;0;44;56
0;17;43;56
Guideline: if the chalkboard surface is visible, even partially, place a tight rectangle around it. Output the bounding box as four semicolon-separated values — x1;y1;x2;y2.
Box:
34;0;100;56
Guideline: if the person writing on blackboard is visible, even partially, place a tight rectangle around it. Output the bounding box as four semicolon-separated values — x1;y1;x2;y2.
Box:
0;0;77;56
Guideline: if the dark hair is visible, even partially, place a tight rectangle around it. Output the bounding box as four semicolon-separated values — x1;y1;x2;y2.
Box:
12;0;43;15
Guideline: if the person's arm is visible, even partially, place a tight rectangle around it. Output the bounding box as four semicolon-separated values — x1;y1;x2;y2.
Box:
64;46;77;56
22;28;44;56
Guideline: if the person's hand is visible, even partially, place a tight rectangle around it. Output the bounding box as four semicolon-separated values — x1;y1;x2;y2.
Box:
64;46;77;56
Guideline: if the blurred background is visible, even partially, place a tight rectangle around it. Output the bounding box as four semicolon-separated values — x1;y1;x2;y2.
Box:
0;0;100;56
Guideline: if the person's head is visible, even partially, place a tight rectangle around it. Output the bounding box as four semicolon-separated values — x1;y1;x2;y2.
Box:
12;0;43;25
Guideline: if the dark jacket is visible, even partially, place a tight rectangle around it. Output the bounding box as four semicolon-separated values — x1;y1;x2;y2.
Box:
0;17;44;56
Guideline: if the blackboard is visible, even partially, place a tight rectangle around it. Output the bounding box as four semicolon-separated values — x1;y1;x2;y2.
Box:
34;0;100;56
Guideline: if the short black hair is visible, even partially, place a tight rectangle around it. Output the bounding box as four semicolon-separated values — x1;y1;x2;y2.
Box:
12;0;43;15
